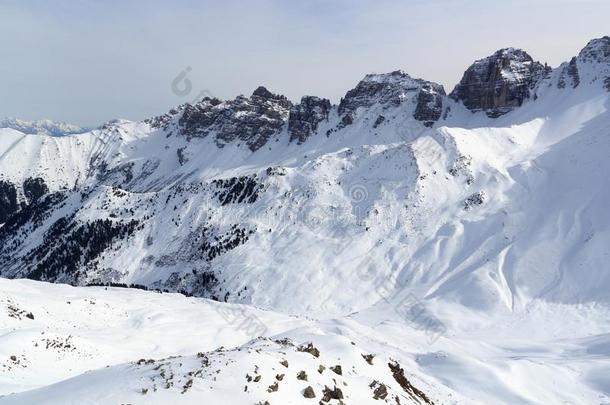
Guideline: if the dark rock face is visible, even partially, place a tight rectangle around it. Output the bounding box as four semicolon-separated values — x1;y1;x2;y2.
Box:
578;36;610;63
321;386;344;401
288;96;331;144
450;48;547;117
0;180;19;223
176;147;188;166
558;57;580;89
338;71;414;115
388;361;434;405
154;72;449;148
339;71;412;114
178;99;222;136
338;70;446;126
413;82;446;127
177;87;293;151
578;36;610;92
302;386;315;398
373;115;386;128
145;106;186;130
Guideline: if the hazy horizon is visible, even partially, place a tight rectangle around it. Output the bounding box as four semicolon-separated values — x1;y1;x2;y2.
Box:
1;0;609;126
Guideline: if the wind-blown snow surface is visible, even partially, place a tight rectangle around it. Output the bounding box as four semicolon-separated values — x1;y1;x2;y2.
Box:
1;37;610;403
0;278;609;404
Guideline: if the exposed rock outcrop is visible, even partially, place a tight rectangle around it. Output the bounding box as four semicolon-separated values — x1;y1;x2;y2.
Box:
288;96;331;144
177;87;293;151
450;48;548;117
413;82;446;127
558;57;580;89
577;36;610;92
578;36;610;63
146;37;610;152
338;70;446;126
338;71;415;115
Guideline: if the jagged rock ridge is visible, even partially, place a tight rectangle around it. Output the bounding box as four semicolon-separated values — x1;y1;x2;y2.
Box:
288;96;331;144
177;86;293;151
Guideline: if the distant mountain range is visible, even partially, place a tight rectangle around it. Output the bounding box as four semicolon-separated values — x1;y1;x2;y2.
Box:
0;117;90;136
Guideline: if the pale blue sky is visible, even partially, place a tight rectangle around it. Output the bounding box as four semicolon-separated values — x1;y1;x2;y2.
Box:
1;0;608;125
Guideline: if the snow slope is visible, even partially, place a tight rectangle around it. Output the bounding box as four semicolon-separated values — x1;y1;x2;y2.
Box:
0;279;457;404
1;278;609;404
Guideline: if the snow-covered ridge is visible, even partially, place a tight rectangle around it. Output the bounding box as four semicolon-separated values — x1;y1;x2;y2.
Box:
0;118;89;137
337;70;446;128
0;37;609;313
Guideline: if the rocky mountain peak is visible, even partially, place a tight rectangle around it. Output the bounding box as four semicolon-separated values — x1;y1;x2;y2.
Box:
251;86;292;106
338;70;445;127
578;36;610;64
252;85;274;98
338;71;419;115
146;37;610;151
554;37;610;93
575;36;610;91
171;87;292;151
450;48;548;117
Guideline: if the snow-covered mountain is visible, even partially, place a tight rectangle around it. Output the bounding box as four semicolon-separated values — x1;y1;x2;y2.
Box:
2;36;609;313
0;118;89;137
1;36;610;404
